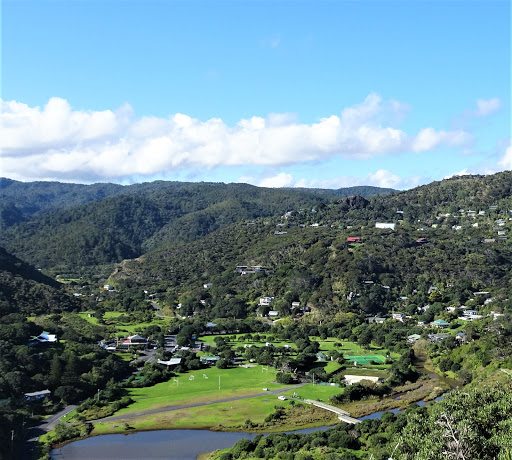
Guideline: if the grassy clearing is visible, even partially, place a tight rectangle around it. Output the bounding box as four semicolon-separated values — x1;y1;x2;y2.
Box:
282;383;343;402
115;365;283;415
92;395;338;436
77;312;99;325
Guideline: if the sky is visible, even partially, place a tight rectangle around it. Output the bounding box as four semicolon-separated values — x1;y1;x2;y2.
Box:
1;0;510;190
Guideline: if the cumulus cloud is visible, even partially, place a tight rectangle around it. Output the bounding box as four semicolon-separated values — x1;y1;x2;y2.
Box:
0;94;473;182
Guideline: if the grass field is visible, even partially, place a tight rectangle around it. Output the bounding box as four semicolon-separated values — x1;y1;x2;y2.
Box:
77;311;172;334
92;394;337;435
282;383;343;402
115;365;284;415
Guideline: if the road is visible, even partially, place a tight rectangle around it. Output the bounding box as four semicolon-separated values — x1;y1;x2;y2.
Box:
149;301;173;318
90;384;306;424
21;404;77;460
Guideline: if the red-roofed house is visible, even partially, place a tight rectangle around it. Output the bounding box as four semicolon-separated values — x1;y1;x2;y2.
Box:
346;237;362;244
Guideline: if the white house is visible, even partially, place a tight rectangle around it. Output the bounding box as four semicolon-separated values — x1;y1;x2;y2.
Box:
375;223;396;230
259;296;274;306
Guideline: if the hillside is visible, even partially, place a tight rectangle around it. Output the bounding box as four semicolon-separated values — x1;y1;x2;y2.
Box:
109;171;512;318
0;180;394;273
0;246;80;315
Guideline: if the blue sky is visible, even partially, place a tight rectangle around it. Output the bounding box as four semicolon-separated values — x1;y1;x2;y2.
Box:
1;0;510;189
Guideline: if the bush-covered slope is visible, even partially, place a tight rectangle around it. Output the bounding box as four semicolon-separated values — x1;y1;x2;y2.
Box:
0;247;80;315
0;181;393;271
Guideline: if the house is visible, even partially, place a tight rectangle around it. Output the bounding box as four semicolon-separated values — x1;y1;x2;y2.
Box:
291;301;301;309
428;333;449;343
203;283;212;289
259;296;274;306
392;313;405;322
122;334;148;346
375;223;396;230
407;334;421;343
25;389;51;401
467;210;476;216
483;239;496;243
200;356;220;366
206;322;217;328
367;316;386;324
268;310;279;317
346;237;362;244
29;331;57;345
316;352;328;361
103;284;114;291
455;332;467;342
157;358;182;367
430;319;450;328
416;238;428;244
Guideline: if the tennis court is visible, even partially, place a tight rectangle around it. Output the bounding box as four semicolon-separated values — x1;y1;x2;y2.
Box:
344;355;386;364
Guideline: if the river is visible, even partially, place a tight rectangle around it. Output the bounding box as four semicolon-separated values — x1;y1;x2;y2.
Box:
50;426;332;460
51;361;457;459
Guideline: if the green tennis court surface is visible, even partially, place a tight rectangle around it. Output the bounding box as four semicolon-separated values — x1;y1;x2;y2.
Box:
344;355;385;363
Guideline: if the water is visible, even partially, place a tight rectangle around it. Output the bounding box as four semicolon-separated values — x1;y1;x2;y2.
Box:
51;426;333;459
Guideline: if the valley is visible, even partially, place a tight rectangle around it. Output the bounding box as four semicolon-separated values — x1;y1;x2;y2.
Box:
0;172;511;459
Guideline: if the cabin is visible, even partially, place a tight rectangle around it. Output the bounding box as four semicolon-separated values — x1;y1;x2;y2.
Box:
415;238;428;245
346;237;362;244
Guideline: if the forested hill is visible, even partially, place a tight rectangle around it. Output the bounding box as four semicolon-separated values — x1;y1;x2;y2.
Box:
342;171;512;223
0;246;80;315
109;170;512;318
0;180;394;273
0;177;395;230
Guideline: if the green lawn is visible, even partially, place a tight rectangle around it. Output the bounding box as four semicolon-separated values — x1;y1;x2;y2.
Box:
78;312;99;325
115;365;285;415
282;383;343;402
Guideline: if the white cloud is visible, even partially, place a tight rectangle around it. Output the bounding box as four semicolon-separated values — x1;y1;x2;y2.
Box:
498;144;512;170
258;173;295;188
474;98;501;117
0;95;473;182
240;169;422;190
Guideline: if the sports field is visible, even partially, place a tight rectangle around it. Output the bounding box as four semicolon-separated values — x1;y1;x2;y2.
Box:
343;355;386;364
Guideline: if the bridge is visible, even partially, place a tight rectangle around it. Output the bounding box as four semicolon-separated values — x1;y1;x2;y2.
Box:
303;399;360;424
